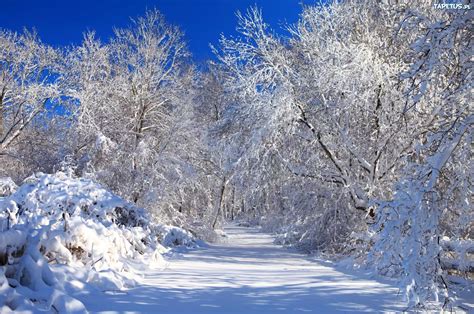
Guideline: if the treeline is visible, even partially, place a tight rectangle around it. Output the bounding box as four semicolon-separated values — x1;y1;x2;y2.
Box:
0;0;471;309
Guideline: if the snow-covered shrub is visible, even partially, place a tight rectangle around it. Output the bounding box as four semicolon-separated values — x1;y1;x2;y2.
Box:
0;178;17;197
158;225;196;247
184;221;222;243
0;172;169;266
0;171;186;311
0;232;87;313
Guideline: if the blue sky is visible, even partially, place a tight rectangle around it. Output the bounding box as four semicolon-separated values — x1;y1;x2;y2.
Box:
1;0;314;61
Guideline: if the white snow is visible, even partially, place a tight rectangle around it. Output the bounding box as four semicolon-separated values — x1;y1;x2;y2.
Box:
76;225;409;313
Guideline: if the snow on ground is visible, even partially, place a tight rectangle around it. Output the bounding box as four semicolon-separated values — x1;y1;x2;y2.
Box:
76;225;409;314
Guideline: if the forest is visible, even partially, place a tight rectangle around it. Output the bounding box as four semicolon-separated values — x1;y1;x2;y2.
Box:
0;0;472;312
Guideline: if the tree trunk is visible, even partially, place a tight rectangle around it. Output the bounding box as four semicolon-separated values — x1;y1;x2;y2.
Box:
230;186;235;221
212;176;226;229
0;86;5;140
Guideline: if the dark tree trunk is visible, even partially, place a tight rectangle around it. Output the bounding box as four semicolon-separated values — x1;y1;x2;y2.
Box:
0;87;5;141
230;186;235;221
212;176;226;229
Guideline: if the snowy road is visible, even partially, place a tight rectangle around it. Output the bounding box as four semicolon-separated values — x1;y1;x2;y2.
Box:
78;225;405;313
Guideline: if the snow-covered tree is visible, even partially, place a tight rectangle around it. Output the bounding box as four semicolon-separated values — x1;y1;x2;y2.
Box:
0;30;63;179
370;3;472;308
213;3;471;308
63;10;213;229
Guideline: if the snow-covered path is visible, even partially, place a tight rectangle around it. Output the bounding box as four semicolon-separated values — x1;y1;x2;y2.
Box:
78;225;405;313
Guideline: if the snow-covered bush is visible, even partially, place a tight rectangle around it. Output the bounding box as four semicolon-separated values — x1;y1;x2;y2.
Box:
158;225;196;247
0;230;87;313
0;178;17;197
0;171;198;311
0;172;171;265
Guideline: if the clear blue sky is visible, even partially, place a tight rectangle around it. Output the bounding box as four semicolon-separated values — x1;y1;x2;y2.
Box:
1;0;315;62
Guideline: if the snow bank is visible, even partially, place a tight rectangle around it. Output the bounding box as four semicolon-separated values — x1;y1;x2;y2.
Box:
0;172;198;312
